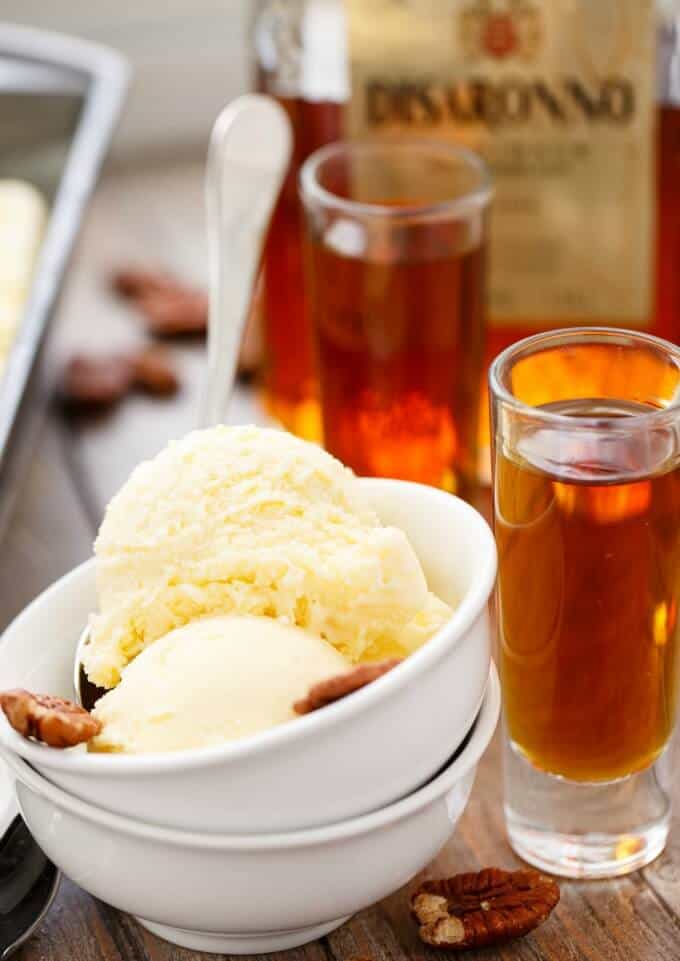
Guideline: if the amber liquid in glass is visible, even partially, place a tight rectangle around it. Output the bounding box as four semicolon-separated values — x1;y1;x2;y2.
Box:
496;398;680;783
260;97;342;440
307;215;485;496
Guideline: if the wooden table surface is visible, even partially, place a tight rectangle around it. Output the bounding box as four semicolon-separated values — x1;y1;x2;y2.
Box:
2;159;680;961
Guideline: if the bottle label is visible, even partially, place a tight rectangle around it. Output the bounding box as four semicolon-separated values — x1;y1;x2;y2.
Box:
345;0;656;328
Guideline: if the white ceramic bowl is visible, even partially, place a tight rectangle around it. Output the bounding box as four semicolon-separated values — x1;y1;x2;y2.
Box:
2;666;499;954
0;479;496;833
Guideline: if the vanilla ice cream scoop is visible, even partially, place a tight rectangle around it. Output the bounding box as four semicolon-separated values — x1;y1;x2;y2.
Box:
89;615;349;754
84;425;452;689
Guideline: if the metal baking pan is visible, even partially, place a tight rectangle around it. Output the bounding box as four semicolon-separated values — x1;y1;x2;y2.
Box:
0;25;128;535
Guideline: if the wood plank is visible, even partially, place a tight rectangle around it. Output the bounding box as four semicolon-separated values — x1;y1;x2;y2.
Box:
30;879;142;961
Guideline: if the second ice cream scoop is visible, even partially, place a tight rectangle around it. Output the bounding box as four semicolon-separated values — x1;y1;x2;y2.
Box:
88;615;349;754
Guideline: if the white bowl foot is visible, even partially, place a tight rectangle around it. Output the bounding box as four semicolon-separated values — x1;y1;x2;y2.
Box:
136;916;351;954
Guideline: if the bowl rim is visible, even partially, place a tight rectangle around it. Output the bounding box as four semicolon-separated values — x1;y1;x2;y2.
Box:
4;665;499;849
0;478;497;773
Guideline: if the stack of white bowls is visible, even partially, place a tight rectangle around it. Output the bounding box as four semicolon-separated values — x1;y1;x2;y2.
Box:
0;479;499;954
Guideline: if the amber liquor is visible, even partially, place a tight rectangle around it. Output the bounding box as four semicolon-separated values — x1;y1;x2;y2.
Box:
496;398;680;783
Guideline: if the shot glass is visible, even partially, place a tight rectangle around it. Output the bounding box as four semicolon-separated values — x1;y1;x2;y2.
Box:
300;140;492;498
490;327;680;878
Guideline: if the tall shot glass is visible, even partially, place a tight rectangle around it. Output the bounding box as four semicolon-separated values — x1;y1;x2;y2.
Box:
489;328;680;878
300;140;492;499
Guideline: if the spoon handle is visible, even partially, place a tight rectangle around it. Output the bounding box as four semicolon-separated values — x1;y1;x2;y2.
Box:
0;816;48;914
200;94;292;428
0;786;60;959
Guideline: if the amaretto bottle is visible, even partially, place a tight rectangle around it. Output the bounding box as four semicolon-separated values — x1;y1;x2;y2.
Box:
254;1;680;475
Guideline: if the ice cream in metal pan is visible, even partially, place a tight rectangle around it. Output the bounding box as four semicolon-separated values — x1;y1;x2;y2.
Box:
0;181;46;377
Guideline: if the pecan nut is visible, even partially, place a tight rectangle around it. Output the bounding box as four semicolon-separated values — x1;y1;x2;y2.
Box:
293;659;402;715
113;266;208;337
0;690;101;748
411;868;560;950
113;263;262;375
130;345;180;396
113;267;179;300
138;289;208;337
61;354;133;407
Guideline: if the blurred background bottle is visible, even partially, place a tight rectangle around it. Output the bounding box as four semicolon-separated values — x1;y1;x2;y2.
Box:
254;1;680;482
252;0;347;441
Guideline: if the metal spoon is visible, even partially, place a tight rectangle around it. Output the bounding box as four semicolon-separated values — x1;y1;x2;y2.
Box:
73;626;104;710
0;756;60;959
74;628;103;711
0;814;59;959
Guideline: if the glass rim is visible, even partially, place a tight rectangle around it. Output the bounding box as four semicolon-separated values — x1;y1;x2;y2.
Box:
299;138;493;220
489;326;680;430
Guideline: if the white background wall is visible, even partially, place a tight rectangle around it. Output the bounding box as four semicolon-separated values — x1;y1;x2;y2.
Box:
2;1;252;158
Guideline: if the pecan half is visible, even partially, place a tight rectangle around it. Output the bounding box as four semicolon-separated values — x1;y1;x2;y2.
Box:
112;264;262;377
61;354;133;407
0;690;101;748
113;266;208;337
113;267;179;300
130;345;180;396
138;289;208;337
411;868;560;950
293;659;402;715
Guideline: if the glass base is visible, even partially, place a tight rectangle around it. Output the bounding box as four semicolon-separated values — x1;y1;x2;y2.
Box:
506;810;670;879
504;736;673;879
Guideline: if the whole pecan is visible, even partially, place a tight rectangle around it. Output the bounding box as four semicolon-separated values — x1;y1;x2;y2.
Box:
61;354;133;407
411;868;560;949
138;289;208;337
130;345;180;396
0;690;101;748
112;263;263;378
293;659;402;715
113;267;179;300
113;266;208;337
